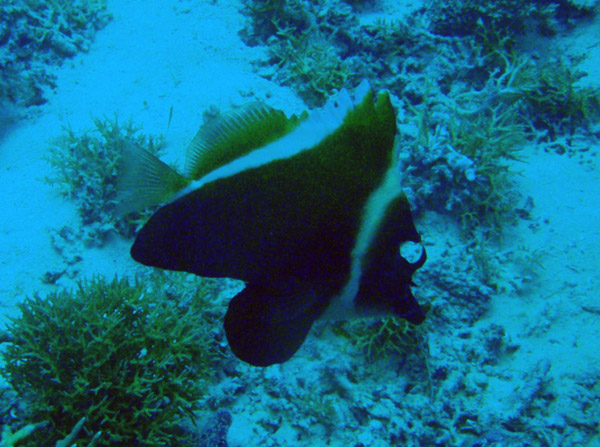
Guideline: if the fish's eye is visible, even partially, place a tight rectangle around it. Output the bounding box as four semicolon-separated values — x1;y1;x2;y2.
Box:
400;241;423;264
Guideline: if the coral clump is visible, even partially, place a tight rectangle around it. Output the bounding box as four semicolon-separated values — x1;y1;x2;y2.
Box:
0;0;111;122
334;317;421;361
0;423;43;447
241;0;358;106
1;275;216;447
45;116;165;245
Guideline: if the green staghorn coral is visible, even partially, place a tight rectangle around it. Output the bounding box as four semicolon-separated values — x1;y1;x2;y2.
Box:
45;115;165;245
334;317;421;361
517;55;600;139
0;423;42;447
241;0;357;107
401;56;529;237
0;417;101;447
1;274;219;447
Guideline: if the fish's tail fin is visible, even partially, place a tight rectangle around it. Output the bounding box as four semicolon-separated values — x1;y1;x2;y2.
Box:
116;141;190;216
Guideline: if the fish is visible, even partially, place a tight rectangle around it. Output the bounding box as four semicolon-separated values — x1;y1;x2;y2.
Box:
118;80;426;367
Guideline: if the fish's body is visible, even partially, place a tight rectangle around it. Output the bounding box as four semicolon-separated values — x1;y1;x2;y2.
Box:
121;81;426;366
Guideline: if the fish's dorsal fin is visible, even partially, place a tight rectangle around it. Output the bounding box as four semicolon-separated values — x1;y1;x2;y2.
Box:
184;102;303;179
117;142;190;215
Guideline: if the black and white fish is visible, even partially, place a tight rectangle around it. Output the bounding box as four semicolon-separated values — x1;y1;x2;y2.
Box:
119;81;426;367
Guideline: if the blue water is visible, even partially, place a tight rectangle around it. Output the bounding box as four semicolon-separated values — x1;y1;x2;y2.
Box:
0;0;599;446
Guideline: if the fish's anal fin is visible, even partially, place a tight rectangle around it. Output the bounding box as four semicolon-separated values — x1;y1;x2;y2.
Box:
117;142;189;215
224;283;325;367
185;103;304;180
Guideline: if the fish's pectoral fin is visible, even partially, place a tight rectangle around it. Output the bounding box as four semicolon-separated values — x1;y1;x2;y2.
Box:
116;141;190;215
224;282;324;367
